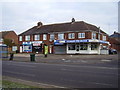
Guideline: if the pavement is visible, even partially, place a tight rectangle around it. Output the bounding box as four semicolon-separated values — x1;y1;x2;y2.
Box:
3;54;119;66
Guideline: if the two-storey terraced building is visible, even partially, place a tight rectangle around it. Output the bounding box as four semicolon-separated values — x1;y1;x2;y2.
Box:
18;19;110;54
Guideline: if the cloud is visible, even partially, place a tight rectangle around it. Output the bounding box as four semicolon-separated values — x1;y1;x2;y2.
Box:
1;1;118;35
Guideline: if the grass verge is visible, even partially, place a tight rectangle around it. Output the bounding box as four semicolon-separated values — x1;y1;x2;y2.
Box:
2;80;39;88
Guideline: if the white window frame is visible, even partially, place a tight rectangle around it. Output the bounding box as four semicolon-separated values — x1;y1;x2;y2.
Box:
34;35;40;40
78;33;85;38
103;35;106;41
58;33;64;40
25;35;30;41
68;33;75;39
92;32;96;39
43;34;47;40
19;36;22;41
50;34;54;41
12;46;17;51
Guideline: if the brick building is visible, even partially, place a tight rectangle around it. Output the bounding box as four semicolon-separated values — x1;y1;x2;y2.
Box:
18;19;110;54
0;31;18;52
109;32;120;52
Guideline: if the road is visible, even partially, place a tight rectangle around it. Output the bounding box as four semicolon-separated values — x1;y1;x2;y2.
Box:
2;60;118;88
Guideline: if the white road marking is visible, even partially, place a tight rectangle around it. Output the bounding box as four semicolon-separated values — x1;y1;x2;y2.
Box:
3;61;118;70
101;60;112;62
5;63;36;68
4;71;35;77
62;79;116;87
60;68;118;77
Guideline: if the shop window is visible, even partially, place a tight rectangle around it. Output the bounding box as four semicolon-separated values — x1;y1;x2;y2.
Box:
68;33;75;39
34;35;40;40
80;44;88;50
25;35;30;41
58;33;64;40
23;46;32;52
101;45;108;50
12;46;17;51
43;34;47;40
68;44;75;50
78;33;85;38
103;36;106;41
50;34;54;41
92;32;96;39
91;44;97;50
19;36;22;41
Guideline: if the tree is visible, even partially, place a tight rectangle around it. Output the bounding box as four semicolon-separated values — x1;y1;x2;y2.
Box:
3;39;15;47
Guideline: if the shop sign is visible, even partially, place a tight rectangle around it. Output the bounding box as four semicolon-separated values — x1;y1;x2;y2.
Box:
23;41;42;45
54;42;64;45
66;40;89;43
54;39;89;45
33;43;41;46
88;39;99;42
59;40;66;43
54;40;65;45
54;40;65;43
79;40;89;42
66;40;76;43
99;40;109;44
32;41;42;44
22;42;32;45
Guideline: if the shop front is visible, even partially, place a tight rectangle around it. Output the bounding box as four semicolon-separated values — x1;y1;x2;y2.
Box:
22;42;32;53
22;41;43;53
32;41;43;53
54;39;110;54
54;40;66;54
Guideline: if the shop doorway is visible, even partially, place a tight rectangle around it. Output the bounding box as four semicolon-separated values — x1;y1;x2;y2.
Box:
32;45;42;53
76;44;79;51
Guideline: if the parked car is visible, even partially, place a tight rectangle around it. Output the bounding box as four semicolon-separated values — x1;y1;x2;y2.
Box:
109;49;117;54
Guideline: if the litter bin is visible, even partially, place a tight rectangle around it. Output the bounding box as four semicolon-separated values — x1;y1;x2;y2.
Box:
30;53;35;61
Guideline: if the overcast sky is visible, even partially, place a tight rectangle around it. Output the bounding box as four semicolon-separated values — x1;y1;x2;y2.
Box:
0;0;119;35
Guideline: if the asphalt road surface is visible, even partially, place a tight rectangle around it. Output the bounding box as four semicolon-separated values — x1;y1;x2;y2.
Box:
2;60;118;88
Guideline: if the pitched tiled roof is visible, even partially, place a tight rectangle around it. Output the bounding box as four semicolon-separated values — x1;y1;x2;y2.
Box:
19;21;107;36
0;31;14;38
110;32;120;38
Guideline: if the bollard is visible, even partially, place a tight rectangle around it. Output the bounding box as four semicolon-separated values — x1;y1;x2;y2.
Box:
9;53;14;60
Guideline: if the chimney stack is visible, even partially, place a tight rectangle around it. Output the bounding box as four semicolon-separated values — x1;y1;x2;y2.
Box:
37;22;43;26
71;18;75;24
72;18;75;22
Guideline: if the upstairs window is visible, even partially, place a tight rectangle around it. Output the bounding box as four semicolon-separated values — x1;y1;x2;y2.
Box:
103;35;106;41
25;35;30;41
50;34;54;41
58;33;64;40
34;35;40;40
43;34;47;40
92;32;96;39
78;33;85;38
68;33;75;39
19;36;22;41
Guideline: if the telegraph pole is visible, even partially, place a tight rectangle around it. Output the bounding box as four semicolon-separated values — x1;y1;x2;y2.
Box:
98;27;100;40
